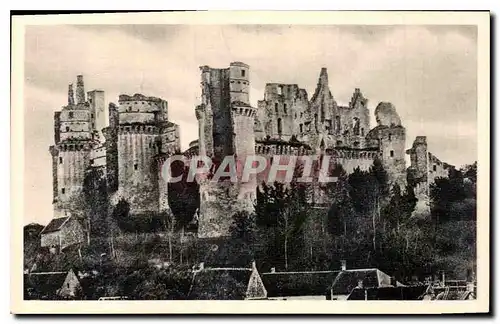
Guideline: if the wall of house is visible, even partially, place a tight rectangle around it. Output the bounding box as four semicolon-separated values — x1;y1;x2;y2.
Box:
60;218;85;250
40;231;60;248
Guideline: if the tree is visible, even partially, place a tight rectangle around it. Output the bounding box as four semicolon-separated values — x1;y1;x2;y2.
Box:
24;223;44;271
82;167;110;244
348;167;376;215
228;211;257;267
430;167;475;223
369;158;390;249
383;184;404;231
326;164;353;237
255;180;308;271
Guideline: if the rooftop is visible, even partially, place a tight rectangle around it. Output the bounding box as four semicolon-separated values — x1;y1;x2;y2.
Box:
261;271;340;298
40;217;70;235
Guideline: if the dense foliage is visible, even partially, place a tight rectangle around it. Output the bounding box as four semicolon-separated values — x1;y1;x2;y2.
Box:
230;159;477;282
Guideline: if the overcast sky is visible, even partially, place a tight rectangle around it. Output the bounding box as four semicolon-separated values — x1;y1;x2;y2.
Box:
24;24;477;225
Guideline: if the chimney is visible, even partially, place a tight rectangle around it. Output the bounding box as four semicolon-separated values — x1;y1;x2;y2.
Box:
68;83;75;105
441;271;446;287
251;260;257;270
341;260;347;271
270;267;276;273
357;280;364;289
390;276;397;287
199;262;204;271
76;75;85;104
466;281;475;293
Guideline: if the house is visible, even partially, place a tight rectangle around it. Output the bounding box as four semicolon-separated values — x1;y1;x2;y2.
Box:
261;270;340;300
187;262;267;300
24;269;82;300
330;268;404;300
40;215;85;251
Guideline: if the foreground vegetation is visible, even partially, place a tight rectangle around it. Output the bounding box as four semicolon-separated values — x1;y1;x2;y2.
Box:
24;159;477;298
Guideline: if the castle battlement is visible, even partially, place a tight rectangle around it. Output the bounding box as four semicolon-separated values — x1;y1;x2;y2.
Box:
255;140;311;156
326;147;380;160
231;103;257;118
117;124;160;134
262;83;308;101
118;93;166;104
56;142;92;151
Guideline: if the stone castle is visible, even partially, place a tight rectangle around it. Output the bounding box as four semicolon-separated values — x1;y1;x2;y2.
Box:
48;62;454;244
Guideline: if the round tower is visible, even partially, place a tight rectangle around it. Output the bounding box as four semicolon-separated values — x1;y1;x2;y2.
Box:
229;63;257;206
229;62;250;105
51;79;95;218
116;94;165;215
52;142;92;218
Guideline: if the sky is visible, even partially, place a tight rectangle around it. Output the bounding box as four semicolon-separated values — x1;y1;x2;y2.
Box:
24;24;477;225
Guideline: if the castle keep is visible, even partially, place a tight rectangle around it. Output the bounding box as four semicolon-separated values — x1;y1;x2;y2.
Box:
49;76;107;218
48;62;453;244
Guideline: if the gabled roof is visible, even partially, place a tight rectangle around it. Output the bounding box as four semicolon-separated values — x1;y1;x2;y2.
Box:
261;271;340;298
330;269;403;295
40;217;70;235
24;271;68;296
187;268;255;300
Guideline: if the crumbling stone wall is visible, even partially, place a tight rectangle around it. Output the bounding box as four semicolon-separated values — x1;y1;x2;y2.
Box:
198;66;233;158
87;90;106;143
366;102;407;187
196;62;257;238
406;136;454;217
256;68;371;153
257;83;309;141
198;180;250;238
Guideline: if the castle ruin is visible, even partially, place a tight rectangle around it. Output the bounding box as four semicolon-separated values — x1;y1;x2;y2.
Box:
48;62;453;243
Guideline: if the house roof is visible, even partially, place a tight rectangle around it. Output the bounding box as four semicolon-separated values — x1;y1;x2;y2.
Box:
40;217;70;234
187;268;254;300
347;285;428;300
261;271;340;298
24;271;69;296
330;269;403;295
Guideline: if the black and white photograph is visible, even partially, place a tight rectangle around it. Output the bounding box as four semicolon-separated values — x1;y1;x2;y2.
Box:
10;11;490;314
